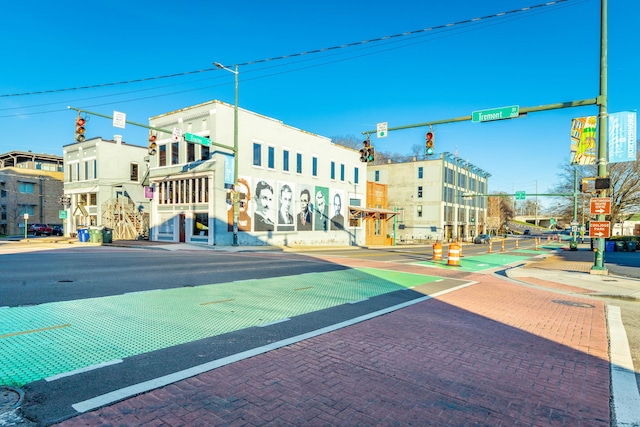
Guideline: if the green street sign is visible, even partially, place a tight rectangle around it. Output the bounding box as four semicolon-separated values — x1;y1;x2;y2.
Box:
515;191;526;200
472;105;519;123
184;133;211;146
59;210;68;219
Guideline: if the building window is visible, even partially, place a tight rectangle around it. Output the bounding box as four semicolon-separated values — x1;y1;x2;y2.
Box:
19;182;34;194
253;143;262;167
84;161;89;180
296;153;302;174
89;193;97;206
330;161;336;180
1;206;5;220
418;167;423;179
159;145;167;166
375;170;380;182
268;146;275;169
187;143;196;163
171;142;179;165
417;186;423;198
340;164;345;181
93;160;97;179
283;150;290;172
312;157;318;177
193;212;209;236
130;163;139;182
201;145;210;161
417;205;423;218
354;167;359;184
19;205;35;216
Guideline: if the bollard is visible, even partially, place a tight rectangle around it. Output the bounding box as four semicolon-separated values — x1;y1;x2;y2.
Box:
501;239;505;252
447;243;461;266
459;242;463;258
547;235;551;242
535;238;539;251
515;239;519;250
432;242;442;261
488;242;492;253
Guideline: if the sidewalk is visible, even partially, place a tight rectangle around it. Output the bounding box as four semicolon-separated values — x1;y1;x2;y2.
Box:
47;248;640;426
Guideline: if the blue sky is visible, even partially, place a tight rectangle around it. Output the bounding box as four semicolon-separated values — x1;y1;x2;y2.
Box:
1;0;637;209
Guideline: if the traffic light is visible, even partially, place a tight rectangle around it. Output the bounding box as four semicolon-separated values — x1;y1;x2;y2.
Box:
366;146;375;162
425;131;434;156
359;139;369;162
74;115;86;142
148;131;157;155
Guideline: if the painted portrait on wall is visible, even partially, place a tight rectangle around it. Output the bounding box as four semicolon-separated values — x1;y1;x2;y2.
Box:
296;184;313;231
330;189;345;230
254;179;275;231
313;186;329;232
227;176;252;232
277;181;295;232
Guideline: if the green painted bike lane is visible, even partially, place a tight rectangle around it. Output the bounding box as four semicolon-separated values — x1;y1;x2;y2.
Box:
0;267;440;387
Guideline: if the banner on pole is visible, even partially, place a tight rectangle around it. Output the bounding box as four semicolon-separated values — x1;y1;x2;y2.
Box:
608;111;637;163
570;116;597;165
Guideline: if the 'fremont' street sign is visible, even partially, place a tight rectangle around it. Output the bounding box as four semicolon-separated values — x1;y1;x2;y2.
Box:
472;105;520;123
185;133;211;146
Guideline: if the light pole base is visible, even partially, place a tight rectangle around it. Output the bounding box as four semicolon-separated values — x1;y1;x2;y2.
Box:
590;267;608;275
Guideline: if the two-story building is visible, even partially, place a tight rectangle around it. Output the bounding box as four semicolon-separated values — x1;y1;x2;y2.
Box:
147;100;365;246
63;136;150;239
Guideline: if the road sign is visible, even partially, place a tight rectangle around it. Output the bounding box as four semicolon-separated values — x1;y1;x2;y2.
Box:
376;122;388;138
515;191;525;200
172;127;183;141
590;198;611;215
59;210;68;219
113;111;126;129
184;133;211;146
589;221;611;238
472;105;520;123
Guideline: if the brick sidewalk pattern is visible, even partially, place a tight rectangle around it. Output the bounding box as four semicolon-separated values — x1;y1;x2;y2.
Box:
56;273;610;426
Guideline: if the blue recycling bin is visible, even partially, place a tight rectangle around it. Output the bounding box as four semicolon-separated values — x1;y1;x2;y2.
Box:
77;228;89;243
605;241;615;252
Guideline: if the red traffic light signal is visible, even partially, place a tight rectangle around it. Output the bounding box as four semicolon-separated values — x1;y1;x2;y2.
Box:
148;132;158;155
360;139;370;162
74;116;86;142
425;131;434;155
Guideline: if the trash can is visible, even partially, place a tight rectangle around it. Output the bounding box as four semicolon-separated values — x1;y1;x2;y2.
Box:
626;241;637;252
614;241;626;252
569;241;578;251
605;241;615;252
77;228;89;243
102;227;113;244
89;227;103;243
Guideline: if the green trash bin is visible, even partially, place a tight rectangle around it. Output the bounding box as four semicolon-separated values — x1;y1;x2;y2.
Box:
627;241;637;252
102;227;113;244
614;241;626;252
89;227;103;243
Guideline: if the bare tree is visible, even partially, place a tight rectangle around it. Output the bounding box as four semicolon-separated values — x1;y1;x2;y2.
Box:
488;193;516;232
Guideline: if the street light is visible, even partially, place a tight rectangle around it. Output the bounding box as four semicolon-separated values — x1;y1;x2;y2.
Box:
214;62;240;246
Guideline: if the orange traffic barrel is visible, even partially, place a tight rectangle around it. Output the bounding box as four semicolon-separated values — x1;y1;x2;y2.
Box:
447;243;461;266
432;243;443;261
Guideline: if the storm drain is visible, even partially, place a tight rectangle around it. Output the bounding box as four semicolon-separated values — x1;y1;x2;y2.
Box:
0;387;23;412
552;299;595;309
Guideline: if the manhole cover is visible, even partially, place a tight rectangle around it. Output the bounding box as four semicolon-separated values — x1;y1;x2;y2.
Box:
0;387;23;412
552;300;595;308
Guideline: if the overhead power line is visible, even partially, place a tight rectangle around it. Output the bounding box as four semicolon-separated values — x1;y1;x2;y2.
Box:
0;0;575;98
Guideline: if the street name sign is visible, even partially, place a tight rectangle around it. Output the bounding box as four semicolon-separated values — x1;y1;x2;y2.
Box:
185;133;211;146
472;105;520;123
589;221;611;238
590;198;611;215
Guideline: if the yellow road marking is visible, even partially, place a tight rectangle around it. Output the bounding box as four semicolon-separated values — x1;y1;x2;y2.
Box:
0;323;71;339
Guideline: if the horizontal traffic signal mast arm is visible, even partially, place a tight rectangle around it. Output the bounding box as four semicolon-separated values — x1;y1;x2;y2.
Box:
361;98;598;135
67;106;236;154
461;193;574;198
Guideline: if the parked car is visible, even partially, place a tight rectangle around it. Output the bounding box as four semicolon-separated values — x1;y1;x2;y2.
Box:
523;229;531;235
51;224;64;236
474;234;492;244
29;224;53;236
